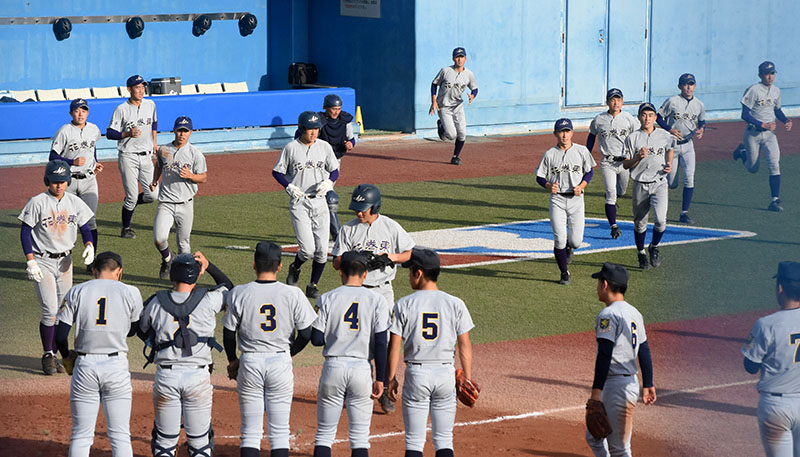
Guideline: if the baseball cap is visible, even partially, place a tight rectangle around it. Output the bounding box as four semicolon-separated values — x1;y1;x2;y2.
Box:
340;250;368;267
254;241;282;263
638;102;657;115
678;73;696;85
94;251;123;268
173;115;193;131
759;61;776;75
70;98;88;111
554;118;573;132
401;248;441;269
606;88;623;100
126;75;147;87
452;47;467;58
591;262;629;287
774;261;800;283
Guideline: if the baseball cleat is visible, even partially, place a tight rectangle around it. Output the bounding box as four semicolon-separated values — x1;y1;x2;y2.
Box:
638;252;651;271
120;227;136;239
437;119;445;141
558;271;571;285
732;144;745;162
450;155;462;166
648;245;661;268
286;263;301;286
565;246;573;264
768;199;784;212
159;253;174;280
42;352;58;376
55;357;65;374
379;390;395;414
679;213;694;224
610;224;621;239
305;283;320;300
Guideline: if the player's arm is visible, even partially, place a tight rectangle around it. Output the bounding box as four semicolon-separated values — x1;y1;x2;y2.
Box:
151;120;158;153
55;321;72;358
196;253;234;290
741;105;769;129
150;156;163;190
290;326;312;356
743;357;761;374
457;331;473;380
388;249;412;264
20;223;35;261
180;166;207;184
127;320;140;337
590;338;615;401
774;108;792;131
223;328;238;362
585;133;596;153
386;332;403;402
638;340;656;405
655;113;673;132
310;328;325;346
372;330;389;399
429;83;439;114
663;147;674;174
573;169;594;196
79;222;93;246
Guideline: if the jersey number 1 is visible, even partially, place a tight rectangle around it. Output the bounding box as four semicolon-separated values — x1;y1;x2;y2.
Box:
96;297;108;326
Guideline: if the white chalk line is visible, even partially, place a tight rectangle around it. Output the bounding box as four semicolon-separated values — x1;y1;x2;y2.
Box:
219;378;758;445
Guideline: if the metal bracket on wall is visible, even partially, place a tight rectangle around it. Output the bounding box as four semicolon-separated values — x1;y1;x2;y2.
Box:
0;13;252;26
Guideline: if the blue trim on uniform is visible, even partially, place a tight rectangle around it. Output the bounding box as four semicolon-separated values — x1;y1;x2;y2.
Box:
744;356;761;374
151;120;158;132
329;169;339;182
536;176;547;188
290;326;312;356
272;170;290;188
741;105;761;127
586;133;596;152
79;223;92;246
775;108;789;124
638;340;653;387
431;83;438;96
223;328;237;362
470;88;478;98
592;338;614;390
205;261;233;290
20;223;34;255
106;128;123;140
582;169;594;184
55;321;72;357
655;113;671;131
310;328;325;347
697;120;706;130
49;150;74;166
373;330;388;384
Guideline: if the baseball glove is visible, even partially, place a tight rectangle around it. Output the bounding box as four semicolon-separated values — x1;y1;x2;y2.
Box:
227;359;239;381
585;399;613;440
365;252;394;272
62;350;78;376
455;369;480;407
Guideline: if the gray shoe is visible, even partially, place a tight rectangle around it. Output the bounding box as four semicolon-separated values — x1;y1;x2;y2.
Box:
450;155;462;165
120;227;136;239
159;253;173;280
648;245;661;268
610;224;621;239
287;263;301;286
768;199;783;212
42;352;58;376
305;283;320;300
379;390;395;414
638;252;651;271
559;271;571;285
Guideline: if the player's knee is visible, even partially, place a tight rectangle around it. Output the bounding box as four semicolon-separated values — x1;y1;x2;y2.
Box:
186;425;214;457
41;313;58;326
654;221;667;232
442;130;456;141
151;423;179;457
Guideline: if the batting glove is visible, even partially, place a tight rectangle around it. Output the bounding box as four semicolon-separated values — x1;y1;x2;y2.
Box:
26;259;43;282
286;183;305;200
82;244;95;265
316;179;334;196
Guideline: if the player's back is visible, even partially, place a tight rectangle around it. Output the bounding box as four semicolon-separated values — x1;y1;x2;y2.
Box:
597;301;646;376
751;309;800;393
315;285;390;358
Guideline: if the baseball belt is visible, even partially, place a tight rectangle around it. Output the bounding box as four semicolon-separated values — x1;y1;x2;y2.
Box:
363;281;391;288
71;171;95;179
77;352;119;356
35;251;70;259
557;192;576;197
747;123;768;132
128;151;149;156
604;155;626;162
159;364;210;369
676;138;692;145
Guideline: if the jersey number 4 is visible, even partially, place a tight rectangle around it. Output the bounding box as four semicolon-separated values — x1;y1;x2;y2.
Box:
343;302;359;330
261;304;276;332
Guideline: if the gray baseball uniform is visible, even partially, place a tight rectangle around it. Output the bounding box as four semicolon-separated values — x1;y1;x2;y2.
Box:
659;95;705;189
535;144;596;250
432;66;478;141
741;82;782;175
589;112;638;204
222;280;316;451
623;129;676;233
108;98;158;211
390;289;474;453
332;214;416;304
51;121;102;230
153;141;207;255
273;138;339;264
57;278;143;457
312;285;391;450
586;300;647;457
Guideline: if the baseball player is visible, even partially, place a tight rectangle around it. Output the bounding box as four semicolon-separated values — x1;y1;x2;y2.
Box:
586;89;639;239
656;73;706;224
535;118;596;285
107;74;159;239
732;61;793;212
273;111;340;299
222;241;317;457
622;103;675;270
139;251;232;457
586;262;656;457
310;250;391;457
332;183;414;414
150;116;207;280
54;251;143;457
387;248;475;457
743;261;800;457
430;46;478;165
19;160;95;375
50;98;103;260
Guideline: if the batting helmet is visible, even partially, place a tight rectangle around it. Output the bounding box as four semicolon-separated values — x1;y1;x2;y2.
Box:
349;184;381;214
238;13;258;37
44;160;72;186
298;111;323;130
125;16;145;40
169;253;201;284
323;94;343;108
53;17;72;41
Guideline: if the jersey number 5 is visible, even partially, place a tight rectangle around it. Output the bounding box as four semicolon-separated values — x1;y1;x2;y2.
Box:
422;313;439;340
261;304;276;332
343;302;359;330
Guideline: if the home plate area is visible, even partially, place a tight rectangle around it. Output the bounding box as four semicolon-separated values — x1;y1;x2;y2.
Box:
280;218;755;269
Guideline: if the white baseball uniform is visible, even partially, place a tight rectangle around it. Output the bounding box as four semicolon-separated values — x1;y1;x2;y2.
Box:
623;129;676;234
740;82;783;175
51;121;102;230
658;95;705;189
432;66;478;141
589;112;638;204
108;98;159;211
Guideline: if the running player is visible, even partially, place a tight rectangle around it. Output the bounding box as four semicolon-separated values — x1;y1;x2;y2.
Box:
430;47;478;165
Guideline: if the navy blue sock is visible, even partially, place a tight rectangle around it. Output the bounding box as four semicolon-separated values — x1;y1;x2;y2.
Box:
313;446;331;457
310;261;326;285
770;175;781;200
121;208;134;229
453;139;465;157
159;247;171;259
90;229;98;251
682;187;694;213
634;231;646;251
651;229;665;246
604;203;617;225
405;452;423;457
291;255;305;270
240;448;260;457
435;450;455;457
40;323;55;352
554;248;568;273
351;449;369;457
270;449;289;457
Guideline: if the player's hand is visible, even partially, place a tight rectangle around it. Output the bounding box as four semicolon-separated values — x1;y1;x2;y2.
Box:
344;140;354;151
468;93;475;104
82;243;95;265
73;157;86;166
642;387;657;405
786;119;793;132
387;377;400;402
316;179;334;196
638;147;650;159
549;182;559;194
286;183;305;199
695;128;704;140
26;259;43;282
370;380;385;400
429;103;439;115
130;126;141;138
194;251;209;274
573;185;583;197
94;163;104;174
179;164;192;179
150;181;158;191
662;163;672;174
63;350;78;376
763;122;776;131
669;128;683;141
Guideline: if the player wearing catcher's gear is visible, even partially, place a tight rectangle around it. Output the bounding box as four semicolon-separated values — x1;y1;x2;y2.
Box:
55;251;143;457
656;73;706;224
273;111;340;299
310;251;391;457
586;89;639;239
622;103;675;270
535;118;596;285
430;47;478;165
743;262;800;457
222;241;316;457
20;160;95;375
107;75;159;239
732;61;793;212
139;252;232;457
586;262;656;457
318;94;357;242
50;98;104;260
150;116;208;280
387;248;475;457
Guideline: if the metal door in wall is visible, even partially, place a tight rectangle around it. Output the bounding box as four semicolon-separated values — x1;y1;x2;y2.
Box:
564;0;607;107
607;0;648;103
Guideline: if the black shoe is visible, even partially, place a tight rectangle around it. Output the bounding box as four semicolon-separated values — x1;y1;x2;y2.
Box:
42;352;58;376
679;213;694;224
437;119;444;141
287;263;301;286
610;224;621;239
733;143;745;162
768;199;784;212
159;253;173;280
638;252;651;271
565;246;573;264
379;390;395;414
120;227;136;239
558;271;571;285
648;245;661;268
450;155;462;166
305;283;320;300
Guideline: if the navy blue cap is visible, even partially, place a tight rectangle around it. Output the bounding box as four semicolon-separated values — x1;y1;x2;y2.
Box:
606;88;623;100
340;250;368;267
774;261;800;282
452;47;466;58
94;251;123;268
401;248;441;269
173;115;193;131
554;118;573;132
759;61;776;75
70;98;88;111
126;75;147;87
255;241;282;262
638;102;657;115
679;73;696;85
592;262;629;287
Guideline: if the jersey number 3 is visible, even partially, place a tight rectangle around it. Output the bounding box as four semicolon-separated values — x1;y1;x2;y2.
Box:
261;304;276;332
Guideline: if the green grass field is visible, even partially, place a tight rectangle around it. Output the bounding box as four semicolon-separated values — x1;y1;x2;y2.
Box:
1;153;798;378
